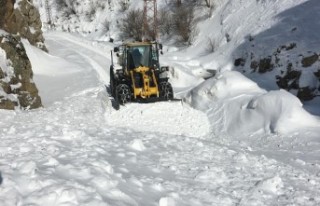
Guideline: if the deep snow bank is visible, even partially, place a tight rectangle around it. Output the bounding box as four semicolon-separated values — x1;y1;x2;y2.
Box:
185;71;320;136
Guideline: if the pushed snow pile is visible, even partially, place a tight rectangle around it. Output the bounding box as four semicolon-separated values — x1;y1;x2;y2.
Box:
184;71;265;111
168;65;204;97
186;71;320;136
105;102;210;138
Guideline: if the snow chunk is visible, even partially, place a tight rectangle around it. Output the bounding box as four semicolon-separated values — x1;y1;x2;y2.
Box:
0;29;9;36
130;139;146;151
159;197;176;206
18;161;37;176
255;175;283;195
0;48;15;83
42;157;59;167
10;83;22;91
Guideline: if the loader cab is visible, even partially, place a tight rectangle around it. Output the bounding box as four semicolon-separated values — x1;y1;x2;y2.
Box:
118;43;160;72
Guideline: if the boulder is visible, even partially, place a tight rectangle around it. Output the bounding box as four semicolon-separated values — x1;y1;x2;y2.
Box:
301;53;319;68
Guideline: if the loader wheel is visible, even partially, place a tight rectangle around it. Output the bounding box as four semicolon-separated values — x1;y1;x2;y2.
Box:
159;82;174;100
116;84;131;105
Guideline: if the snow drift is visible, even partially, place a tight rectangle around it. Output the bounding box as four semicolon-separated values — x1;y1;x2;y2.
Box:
185;71;320;136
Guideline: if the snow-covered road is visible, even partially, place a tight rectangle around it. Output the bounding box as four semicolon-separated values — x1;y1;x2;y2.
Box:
0;32;319;206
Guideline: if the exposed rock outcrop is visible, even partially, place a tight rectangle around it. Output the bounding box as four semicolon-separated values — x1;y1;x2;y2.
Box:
1;0;47;51
0;33;42;110
302;53;319;68
0;0;44;110
234;43;320;101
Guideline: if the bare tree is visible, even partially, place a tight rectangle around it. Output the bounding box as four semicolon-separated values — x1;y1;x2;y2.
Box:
55;0;68;10
120;0;129;12
55;0;77;17
102;18;110;32
158;8;173;36
120;9;144;41
205;36;217;53
173;5;197;44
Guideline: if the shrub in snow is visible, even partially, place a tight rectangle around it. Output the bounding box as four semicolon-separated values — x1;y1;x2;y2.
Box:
57;0;77;17
205;36;217;53
119;0;129;12
158;8;174;36
119;9;144;41
172;5;198;45
102;19;111;32
225;33;231;43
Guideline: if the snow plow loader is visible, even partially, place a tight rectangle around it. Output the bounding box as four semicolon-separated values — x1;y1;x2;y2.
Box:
109;42;174;105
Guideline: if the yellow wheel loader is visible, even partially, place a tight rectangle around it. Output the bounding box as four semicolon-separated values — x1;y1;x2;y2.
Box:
110;42;174;105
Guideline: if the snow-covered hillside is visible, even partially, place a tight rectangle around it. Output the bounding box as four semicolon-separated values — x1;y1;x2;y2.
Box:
0;0;320;205
161;0;320;111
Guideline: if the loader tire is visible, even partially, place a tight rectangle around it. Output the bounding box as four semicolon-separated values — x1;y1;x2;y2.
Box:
116;84;131;105
159;82;174;100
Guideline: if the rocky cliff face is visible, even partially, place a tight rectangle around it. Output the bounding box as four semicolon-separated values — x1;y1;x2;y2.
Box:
0;0;44;110
234;43;320;102
232;1;320;102
1;0;47;51
0;33;42;109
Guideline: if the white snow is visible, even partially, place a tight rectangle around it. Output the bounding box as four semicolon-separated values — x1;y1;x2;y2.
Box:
0;0;320;205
